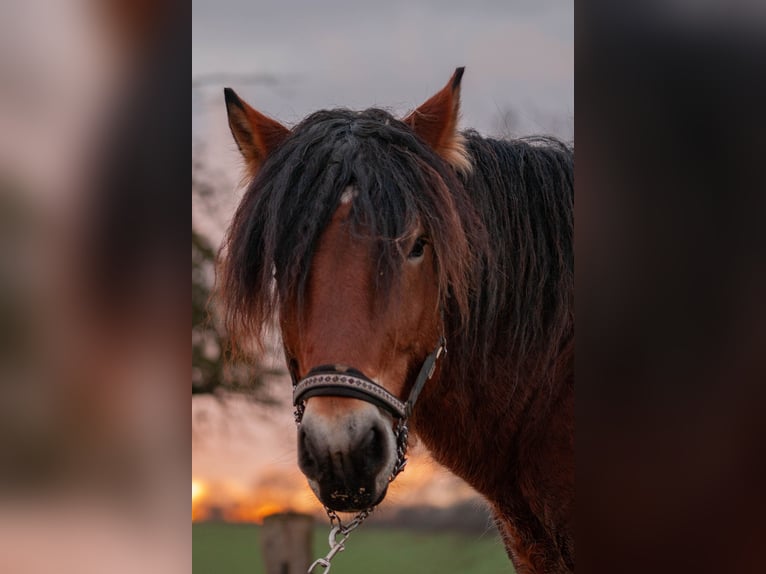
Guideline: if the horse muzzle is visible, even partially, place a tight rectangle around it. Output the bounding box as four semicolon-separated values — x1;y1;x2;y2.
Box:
296;395;396;512
289;340;445;512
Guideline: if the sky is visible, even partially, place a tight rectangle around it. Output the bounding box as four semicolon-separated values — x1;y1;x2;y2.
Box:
192;0;573;521
193;0;573;144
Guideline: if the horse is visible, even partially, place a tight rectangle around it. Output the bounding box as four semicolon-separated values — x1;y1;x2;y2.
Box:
218;68;573;573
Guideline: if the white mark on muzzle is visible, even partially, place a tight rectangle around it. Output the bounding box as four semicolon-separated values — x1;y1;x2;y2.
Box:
300;398;396;502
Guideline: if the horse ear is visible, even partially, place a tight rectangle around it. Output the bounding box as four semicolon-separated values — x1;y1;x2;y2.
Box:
224;87;289;177
404;67;470;172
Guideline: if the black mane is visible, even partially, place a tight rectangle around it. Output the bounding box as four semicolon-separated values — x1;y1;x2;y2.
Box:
455;132;573;383
219;107;573;384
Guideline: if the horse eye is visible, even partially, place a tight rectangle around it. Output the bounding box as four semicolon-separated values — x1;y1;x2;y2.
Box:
408;237;428;260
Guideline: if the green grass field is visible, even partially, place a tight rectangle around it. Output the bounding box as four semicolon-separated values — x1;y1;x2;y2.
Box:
193;522;513;574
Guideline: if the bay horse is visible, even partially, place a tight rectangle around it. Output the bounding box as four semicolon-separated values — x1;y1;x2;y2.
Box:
219;68;573;573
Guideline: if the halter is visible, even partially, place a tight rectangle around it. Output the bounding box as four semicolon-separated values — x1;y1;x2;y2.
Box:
289;335;446;481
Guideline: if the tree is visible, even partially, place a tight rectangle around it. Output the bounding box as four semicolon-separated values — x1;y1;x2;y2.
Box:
192;155;283;398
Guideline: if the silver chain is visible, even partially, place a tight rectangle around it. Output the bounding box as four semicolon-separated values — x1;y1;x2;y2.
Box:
389;418;409;481
300;416;410;573
307;507;373;574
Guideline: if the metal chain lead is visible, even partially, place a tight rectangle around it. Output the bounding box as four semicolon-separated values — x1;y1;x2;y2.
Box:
390;418;409;481
307;507;373;574
297;371;425;573
302;420;409;574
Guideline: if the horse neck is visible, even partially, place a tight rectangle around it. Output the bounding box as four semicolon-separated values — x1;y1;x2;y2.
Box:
413;135;573;496
413;345;571;490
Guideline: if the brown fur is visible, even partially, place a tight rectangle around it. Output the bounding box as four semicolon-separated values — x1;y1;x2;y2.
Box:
219;70;573;573
280;201;442;398
281;199;573;573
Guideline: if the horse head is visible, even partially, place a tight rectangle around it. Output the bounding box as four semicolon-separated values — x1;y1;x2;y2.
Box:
221;69;481;512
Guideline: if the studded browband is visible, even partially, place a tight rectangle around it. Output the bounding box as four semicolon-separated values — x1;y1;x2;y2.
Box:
291;336;446;420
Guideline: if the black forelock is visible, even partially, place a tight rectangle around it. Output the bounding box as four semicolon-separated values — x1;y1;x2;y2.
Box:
220;107;483;348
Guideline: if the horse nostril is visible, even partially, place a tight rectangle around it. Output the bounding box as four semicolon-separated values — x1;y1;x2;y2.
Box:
355;424;386;475
360;427;375;448
367;426;383;453
298;428;319;477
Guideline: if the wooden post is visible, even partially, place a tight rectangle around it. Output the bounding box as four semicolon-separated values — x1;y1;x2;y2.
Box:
259;512;314;574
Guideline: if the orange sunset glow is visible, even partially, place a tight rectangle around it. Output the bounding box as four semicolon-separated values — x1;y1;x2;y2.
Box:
192;383;480;525
192;445;478;525
191;476;320;524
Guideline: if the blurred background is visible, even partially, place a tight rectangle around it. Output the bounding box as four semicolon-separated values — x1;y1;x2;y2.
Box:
0;0;572;569
1;0;188;572
2;0;764;572
191;1;571;571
